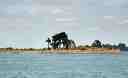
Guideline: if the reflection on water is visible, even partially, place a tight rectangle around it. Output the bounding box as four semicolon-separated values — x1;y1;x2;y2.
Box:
0;52;128;78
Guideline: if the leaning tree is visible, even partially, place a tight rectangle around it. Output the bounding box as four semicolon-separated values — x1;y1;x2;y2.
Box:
46;32;76;49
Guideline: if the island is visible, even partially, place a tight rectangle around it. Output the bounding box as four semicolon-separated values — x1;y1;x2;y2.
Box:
0;32;126;54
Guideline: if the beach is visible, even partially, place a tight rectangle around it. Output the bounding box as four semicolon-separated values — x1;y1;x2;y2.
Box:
0;48;120;54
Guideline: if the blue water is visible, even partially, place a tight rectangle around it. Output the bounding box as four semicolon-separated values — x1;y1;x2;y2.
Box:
0;52;128;78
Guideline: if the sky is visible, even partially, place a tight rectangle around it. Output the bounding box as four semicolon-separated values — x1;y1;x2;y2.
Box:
0;0;128;48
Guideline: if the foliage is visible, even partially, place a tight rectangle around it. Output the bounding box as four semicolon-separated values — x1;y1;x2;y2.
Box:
46;32;76;49
91;40;102;48
118;43;126;49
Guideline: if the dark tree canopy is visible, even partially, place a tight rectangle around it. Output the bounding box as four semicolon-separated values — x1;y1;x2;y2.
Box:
118;43;126;49
91;40;102;48
52;32;68;41
102;44;113;48
46;32;76;49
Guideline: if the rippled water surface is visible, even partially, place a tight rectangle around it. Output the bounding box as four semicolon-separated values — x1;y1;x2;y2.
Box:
0;51;128;78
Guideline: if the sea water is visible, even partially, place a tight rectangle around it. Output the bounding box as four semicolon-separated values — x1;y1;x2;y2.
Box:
0;51;128;78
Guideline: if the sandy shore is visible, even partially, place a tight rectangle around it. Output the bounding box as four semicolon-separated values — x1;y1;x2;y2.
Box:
0;48;120;54
43;49;120;54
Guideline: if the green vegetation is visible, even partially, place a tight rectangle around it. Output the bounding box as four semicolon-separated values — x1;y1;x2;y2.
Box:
78;40;128;51
0;32;127;52
45;32;128;51
46;32;76;49
91;40;102;48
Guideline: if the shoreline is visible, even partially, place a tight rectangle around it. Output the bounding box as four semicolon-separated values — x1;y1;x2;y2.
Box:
0;48;120;54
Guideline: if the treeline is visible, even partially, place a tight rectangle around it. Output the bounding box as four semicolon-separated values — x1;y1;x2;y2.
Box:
78;40;128;51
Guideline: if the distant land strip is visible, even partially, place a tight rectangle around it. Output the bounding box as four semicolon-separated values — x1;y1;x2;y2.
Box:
0;47;120;54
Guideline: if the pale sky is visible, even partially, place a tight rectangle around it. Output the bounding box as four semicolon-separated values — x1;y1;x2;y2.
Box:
0;0;128;48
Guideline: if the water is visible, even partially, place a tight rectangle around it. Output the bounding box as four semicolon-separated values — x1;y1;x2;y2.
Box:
0;51;128;78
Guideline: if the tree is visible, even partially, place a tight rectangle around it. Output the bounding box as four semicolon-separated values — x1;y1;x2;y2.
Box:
112;44;118;49
91;40;102;48
51;32;68;49
118;43;126;49
102;44;112;48
49;32;76;49
85;45;90;48
46;38;51;49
